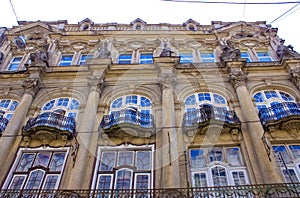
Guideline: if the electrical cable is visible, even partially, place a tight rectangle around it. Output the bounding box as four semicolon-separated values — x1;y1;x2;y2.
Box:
9;0;19;23
269;2;300;24
162;0;300;5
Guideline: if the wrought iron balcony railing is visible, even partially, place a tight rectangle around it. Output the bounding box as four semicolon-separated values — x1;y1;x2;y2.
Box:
100;108;155;130
1;183;300;197
22;111;76;136
0;116;9;134
183;105;241;127
259;102;300;125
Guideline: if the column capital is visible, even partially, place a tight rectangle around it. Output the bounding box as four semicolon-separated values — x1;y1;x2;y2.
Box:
22;78;40;96
229;70;248;89
158;73;176;90
87;75;105;93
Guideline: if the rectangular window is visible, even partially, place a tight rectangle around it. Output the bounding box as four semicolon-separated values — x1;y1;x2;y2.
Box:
93;145;154;191
189;146;249;187
180;52;193;63
59;55;73;66
139;53;153;64
7;56;22;71
200;51;215;62
241;51;252;62
118;54;132;64
79;54;93;65
256;51;272;62
3;148;68;190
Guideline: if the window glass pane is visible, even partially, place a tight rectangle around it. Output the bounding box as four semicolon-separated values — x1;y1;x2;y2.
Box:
198;93;211;101
213;94;226;104
253;92;265;103
116;169;132;190
7;64;19;71
190;149;205;168
125;96;138;104
9;176;26;189
79;54;93;65
272;146;291;164
232;171;247;185
208;148;223;162
59;55;73;66
49;153;66;171
25;170;45;189
241;52;252;62
118;151;134;166
139;53;153;64
200;52;215;62
185;95;196;105
280;92;294;101
118;54;132;64
226;147;243;166
136;174;149;189
265;91;278;99
193;173;207;187
57;98;69;107
112;97;123;108
257;51;272;62
43;175;58;190
16;153;35;172
98;175;112;189
0;100;10;108
180;52;193;63
211;166;227;186
70;99;80;110
100;152;116;171
9;101;19;111
34;152;51;168
140;97;151;107
283;169;298;183
289;145;300;160
136;151;151;170
43;100;55;110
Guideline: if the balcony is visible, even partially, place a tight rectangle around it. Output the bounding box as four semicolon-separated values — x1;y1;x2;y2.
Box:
1;183;300;197
183;105;241;139
22;111;76;142
259;102;300;132
99;108;155;139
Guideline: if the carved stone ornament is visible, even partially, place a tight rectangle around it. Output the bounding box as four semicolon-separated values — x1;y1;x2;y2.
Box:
22;78;40;95
290;68;300;89
0;52;4;65
229;70;248;88
276;39;300;61
87;76;104;92
159;42;174;57
96;40;111;59
158;73;176;89
219;39;241;64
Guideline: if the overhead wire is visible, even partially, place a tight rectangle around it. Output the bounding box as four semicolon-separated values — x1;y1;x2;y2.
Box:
8;0;19;23
162;0;300;5
269;2;300;24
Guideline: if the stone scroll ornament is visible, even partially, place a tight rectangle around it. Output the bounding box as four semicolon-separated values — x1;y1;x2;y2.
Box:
22;78;40;95
229;70;248;88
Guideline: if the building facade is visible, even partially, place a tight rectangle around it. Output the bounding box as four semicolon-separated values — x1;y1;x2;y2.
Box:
0;18;300;197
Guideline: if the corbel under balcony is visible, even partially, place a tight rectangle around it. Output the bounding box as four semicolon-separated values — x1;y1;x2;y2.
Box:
182;105;242;142
21;110;76;145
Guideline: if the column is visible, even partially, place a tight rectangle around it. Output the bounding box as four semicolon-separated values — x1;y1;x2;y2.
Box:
0;78;40;171
228;65;283;184
155;56;181;188
67;76;103;189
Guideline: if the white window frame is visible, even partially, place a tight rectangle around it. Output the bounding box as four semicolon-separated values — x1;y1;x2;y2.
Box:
199;51;215;62
6;56;23;71
0;99;19;121
3;147;69;190
118;53;133;64
139;52;153;64
59;54;74;66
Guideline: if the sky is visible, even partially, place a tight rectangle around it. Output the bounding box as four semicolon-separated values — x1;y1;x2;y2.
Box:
0;0;300;52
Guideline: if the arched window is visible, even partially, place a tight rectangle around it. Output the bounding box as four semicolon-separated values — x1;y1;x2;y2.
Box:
110;95;152;115
190;146;249;187
253;90;295;111
41;97;80;119
0;99;19;120
184;92;228;113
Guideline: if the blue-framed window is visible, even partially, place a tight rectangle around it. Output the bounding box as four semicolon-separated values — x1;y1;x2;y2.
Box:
79;54;93;65
180;52;193;63
256;51;272;62
139;53;153;64
7;56;23;71
59;55;73;66
118;54;132;64
200;51;215;63
241;51;252;62
0;99;19;121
